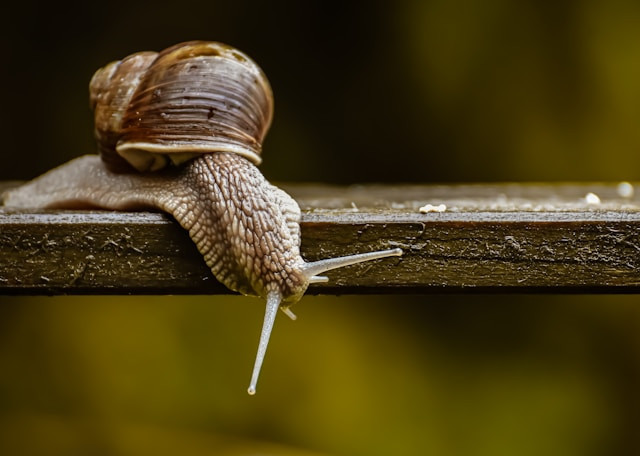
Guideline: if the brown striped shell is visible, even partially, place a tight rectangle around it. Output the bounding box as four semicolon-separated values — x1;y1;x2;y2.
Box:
89;41;274;172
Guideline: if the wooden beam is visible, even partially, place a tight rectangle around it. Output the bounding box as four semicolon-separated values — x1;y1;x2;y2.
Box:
2;182;640;294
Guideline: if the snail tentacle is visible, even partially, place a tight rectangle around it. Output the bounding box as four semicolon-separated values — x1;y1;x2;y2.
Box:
248;289;281;395
301;248;404;278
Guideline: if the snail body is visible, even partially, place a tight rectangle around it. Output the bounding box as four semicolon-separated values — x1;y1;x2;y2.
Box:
2;41;402;394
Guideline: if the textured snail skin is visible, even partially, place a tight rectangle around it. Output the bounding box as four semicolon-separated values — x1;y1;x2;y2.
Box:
3;152;307;301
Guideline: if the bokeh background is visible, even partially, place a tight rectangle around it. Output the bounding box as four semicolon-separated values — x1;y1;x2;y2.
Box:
2;0;640;454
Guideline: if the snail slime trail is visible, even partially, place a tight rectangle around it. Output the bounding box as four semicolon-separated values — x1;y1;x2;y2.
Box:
2;41;403;395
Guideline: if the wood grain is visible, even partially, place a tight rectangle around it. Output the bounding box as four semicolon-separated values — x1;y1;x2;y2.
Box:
2;182;640;294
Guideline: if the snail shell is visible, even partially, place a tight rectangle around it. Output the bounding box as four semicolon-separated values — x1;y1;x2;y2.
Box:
90;41;273;172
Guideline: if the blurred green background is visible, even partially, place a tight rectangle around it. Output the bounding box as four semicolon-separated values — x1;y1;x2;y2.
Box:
2;0;640;454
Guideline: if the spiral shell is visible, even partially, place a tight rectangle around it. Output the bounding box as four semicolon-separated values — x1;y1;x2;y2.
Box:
89;41;274;172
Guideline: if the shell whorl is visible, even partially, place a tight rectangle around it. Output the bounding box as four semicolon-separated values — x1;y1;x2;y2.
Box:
89;41;274;173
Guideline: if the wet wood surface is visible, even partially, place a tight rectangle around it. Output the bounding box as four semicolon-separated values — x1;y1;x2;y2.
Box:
2;182;640;294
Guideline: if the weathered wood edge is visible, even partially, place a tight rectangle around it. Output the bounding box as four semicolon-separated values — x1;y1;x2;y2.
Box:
2;182;640;294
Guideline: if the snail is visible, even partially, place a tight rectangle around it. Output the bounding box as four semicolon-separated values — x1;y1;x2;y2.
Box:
2;41;402;394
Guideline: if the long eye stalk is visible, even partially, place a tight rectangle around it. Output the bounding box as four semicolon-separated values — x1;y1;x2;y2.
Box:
248;290;281;395
302;248;403;279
